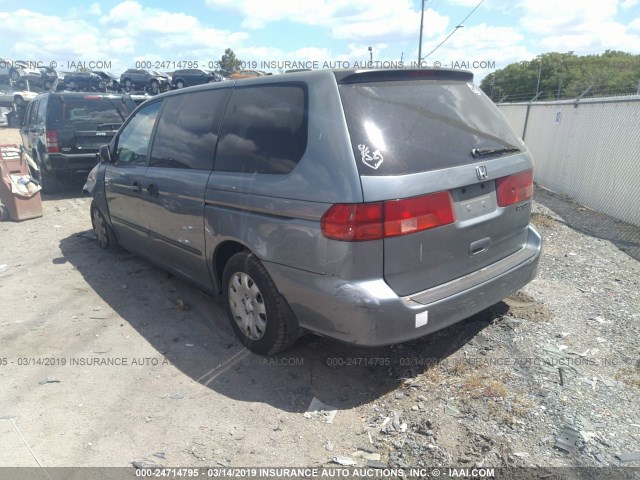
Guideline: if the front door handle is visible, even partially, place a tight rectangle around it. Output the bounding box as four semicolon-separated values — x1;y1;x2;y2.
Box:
147;183;159;197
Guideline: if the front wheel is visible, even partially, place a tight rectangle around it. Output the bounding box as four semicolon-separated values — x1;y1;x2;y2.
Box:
149;80;159;95
91;202;118;251
222;252;299;355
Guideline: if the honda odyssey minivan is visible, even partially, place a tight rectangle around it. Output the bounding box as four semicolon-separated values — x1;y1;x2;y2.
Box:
85;69;542;355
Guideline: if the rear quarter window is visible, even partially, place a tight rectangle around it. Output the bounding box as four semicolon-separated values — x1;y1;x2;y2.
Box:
339;80;521;176
214;84;308;174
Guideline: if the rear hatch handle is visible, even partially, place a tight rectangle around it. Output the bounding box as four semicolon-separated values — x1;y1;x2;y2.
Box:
469;237;491;256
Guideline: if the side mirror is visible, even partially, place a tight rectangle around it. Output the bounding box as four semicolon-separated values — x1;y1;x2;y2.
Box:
99;144;111;163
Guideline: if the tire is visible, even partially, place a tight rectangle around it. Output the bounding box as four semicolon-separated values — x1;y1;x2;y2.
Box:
44;80;52;90
124;79;133;90
149;80;159;95
13;95;24;106
9;70;20;82
222;252;299;355
67;80;77;91
176;79;185;89
91;202;118;251
30;153;60;193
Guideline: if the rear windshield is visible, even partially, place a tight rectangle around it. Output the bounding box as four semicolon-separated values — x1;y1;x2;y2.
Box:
48;97;133;128
339;80;521;176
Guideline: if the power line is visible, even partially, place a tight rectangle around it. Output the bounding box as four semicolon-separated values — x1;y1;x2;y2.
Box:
422;0;485;60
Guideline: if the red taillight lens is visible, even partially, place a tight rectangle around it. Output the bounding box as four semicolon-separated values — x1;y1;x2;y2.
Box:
321;203;383;241
384;191;455;237
321;191;455;242
45;130;59;153
496;169;533;207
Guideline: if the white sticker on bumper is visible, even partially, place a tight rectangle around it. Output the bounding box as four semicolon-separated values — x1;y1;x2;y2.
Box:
415;310;429;328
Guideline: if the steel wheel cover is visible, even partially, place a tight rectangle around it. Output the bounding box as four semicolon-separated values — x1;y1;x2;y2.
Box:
92;209;108;248
228;272;267;340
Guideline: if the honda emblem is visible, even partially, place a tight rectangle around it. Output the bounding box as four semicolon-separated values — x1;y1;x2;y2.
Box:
476;165;488;180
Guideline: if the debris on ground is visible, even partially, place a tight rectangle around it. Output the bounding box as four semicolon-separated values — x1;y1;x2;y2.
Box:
303;397;337;424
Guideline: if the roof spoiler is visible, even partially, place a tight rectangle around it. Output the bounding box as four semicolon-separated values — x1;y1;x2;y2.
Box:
335;69;474;84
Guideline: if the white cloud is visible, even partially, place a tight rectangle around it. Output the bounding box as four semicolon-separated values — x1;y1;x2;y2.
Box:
205;0;449;42
518;0;640;54
420;23;533;82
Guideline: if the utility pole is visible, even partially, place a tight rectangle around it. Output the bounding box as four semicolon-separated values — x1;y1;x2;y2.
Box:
535;61;542;97
368;46;373;64
418;0;425;65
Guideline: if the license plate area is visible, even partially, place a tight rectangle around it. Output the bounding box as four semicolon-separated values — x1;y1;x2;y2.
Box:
450;181;497;221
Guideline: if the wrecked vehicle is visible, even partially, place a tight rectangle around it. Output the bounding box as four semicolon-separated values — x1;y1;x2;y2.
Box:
85;68;542;355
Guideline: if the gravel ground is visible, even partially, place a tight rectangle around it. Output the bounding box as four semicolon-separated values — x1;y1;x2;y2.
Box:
350;187;640;471
1;126;639;475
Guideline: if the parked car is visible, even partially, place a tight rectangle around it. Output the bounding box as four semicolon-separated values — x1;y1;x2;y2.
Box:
84;69;542;355
64;71;105;92
171;68;221;89
20;92;136;192
10;60;42;85
228;70;267;80
92;71;120;91
120;69;170;95
40;66;65;90
0;89;37;106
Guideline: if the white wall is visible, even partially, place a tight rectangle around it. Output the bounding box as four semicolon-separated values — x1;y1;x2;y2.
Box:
498;97;640;227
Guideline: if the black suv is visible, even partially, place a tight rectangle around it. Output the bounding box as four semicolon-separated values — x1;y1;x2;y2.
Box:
170;69;221;89
120;69;170;95
20;92;136;192
64;71;104;91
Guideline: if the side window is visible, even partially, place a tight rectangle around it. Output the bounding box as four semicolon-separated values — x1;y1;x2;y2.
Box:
36;99;47;124
115;101;162;165
215;84;308;174
149;90;230;170
26;100;38;125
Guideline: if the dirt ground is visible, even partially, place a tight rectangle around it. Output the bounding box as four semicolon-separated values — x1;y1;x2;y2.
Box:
1;126;639;473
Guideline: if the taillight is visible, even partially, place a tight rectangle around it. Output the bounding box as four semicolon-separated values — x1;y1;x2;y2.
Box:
321;203;383;241
321;191;455;242
384;191;455;237
496;170;533;207
45;130;59;153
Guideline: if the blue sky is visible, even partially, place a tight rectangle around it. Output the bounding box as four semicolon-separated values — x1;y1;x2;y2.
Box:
1;0;639;82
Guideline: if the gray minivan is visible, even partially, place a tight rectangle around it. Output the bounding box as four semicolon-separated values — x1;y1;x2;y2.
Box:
85;69;542;355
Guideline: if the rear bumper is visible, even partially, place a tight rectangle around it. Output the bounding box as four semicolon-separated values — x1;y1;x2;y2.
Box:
265;224;542;346
45;152;98;172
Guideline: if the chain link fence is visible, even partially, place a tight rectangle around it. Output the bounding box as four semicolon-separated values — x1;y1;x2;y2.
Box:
497;96;640;229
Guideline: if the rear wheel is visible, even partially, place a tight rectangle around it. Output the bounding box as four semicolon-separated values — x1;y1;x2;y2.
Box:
222;252;299;355
30;153;60;193
91;202;118;251
9;70;20;82
149;80;159;95
176;79;185;89
123;79;133;91
67;80;77;91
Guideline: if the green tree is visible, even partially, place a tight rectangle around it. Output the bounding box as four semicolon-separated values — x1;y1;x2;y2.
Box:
218;48;242;78
480;51;640;102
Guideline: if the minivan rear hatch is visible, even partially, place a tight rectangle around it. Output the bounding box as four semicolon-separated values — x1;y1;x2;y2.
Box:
338;70;533;297
47;95;134;154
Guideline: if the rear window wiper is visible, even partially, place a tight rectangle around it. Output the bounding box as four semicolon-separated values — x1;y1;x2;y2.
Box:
471;147;521;158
